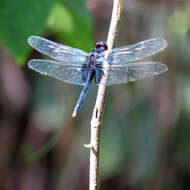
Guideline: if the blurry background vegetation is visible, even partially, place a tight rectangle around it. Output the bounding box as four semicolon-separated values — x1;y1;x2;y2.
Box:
0;0;189;189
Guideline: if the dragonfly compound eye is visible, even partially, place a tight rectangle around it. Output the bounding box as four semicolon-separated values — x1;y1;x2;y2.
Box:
95;41;107;51
102;44;108;50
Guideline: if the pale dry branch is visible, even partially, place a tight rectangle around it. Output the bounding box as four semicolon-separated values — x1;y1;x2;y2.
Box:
89;1;123;190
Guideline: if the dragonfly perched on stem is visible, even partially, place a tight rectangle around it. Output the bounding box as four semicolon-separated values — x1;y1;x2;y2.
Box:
28;36;167;117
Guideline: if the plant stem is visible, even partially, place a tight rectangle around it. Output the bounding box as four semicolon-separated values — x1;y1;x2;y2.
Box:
89;1;123;190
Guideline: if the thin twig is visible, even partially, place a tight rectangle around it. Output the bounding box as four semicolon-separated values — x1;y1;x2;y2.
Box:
89;1;123;190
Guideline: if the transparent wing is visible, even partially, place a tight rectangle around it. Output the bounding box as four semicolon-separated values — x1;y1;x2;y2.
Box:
28;59;85;86
28;36;88;63
100;62;168;86
99;38;167;64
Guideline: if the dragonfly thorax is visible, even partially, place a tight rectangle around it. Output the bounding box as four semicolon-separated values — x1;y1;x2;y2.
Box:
86;41;108;69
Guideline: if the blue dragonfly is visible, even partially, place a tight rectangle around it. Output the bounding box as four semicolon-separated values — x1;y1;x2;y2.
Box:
28;36;167;117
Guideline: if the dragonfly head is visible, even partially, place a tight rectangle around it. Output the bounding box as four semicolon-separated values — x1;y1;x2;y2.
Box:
95;41;108;52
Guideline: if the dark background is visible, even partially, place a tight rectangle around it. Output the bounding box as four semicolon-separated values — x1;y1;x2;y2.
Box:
0;0;189;189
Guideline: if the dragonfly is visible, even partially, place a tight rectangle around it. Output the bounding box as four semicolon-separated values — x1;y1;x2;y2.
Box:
28;36;168;117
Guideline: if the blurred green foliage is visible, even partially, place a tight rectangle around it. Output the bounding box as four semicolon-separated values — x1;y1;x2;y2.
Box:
48;0;93;51
168;2;190;37
0;0;53;64
0;0;93;65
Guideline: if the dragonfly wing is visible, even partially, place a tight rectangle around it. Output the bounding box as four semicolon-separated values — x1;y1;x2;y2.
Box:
100;62;167;86
28;59;85;86
28;36;88;63
99;38;167;64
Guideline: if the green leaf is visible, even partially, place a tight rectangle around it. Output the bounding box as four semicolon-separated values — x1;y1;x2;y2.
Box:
48;0;93;52
0;0;54;65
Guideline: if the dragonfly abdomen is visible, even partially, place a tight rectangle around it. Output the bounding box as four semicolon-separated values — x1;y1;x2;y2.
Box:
72;70;95;117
